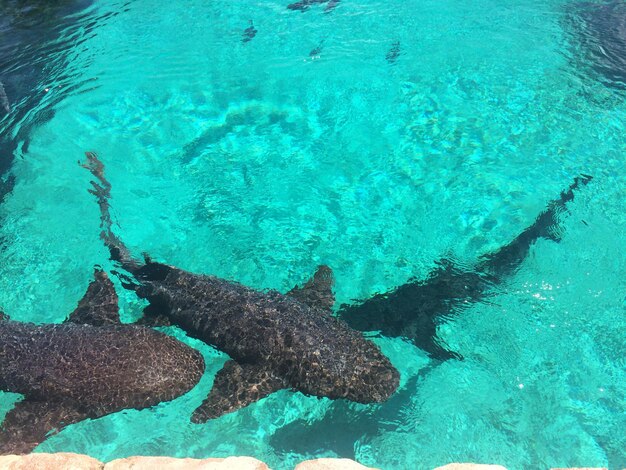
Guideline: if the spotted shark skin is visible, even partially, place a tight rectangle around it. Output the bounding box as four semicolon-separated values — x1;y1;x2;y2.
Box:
0;269;205;454
338;175;593;360
82;152;399;423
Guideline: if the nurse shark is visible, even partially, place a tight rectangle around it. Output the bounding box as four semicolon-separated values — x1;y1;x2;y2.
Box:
82;152;399;423
0;269;205;454
339;175;593;360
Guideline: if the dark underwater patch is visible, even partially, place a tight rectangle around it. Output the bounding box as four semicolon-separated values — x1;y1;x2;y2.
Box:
568;1;626;90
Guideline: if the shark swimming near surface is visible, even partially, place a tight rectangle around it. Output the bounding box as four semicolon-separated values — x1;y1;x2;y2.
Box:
0;269;205;454
338;175;593;360
82;152;399;423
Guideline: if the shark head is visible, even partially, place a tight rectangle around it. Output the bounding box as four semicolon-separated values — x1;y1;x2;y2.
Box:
288;314;400;404
337;340;400;403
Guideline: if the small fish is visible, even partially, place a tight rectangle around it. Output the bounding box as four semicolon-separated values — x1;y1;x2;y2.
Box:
0;81;10;114
288;0;313;11
287;0;333;12
309;39;325;58
386;40;401;64
324;0;340;13
242;20;257;43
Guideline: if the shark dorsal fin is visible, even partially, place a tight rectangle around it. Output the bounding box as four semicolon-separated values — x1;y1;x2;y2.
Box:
191;360;286;422
287;265;335;312
66;268;120;326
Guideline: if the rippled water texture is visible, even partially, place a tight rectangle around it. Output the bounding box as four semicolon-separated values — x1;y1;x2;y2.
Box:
0;1;624;469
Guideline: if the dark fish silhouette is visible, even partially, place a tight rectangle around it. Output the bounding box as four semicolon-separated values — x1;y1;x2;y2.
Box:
0;269;205;454
288;0;339;13
339;175;593;360
309;40;325;57
0;81;10;114
242;20;257;43
324;0;340;12
82;152;399;423
386;40;401;64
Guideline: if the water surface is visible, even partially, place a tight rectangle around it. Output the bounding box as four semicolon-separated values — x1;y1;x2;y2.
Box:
0;1;624;469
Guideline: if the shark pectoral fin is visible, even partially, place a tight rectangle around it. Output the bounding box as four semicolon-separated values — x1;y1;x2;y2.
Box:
0;399;88;454
66;267;121;326
287;265;336;312
191;360;286;423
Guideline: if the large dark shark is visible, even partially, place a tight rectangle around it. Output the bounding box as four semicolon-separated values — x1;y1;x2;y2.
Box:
0;269;205;454
82;152;399;423
339;175;593;360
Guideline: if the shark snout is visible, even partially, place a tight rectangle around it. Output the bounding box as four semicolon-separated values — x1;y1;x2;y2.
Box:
345;348;399;403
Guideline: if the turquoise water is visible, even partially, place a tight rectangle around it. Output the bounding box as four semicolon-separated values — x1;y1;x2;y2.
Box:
0;0;625;468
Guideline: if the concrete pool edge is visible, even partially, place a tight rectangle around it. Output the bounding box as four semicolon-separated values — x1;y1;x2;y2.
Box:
0;453;612;469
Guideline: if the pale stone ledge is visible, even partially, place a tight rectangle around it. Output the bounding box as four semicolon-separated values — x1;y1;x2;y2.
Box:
0;452;102;470
434;465;508;470
105;456;269;469
1;454;610;470
294;458;378;469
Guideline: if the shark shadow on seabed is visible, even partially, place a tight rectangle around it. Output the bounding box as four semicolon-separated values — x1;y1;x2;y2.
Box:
81;152;400;423
269;369;433;460
268;176;593;458
338;175;593;361
0;269;205;454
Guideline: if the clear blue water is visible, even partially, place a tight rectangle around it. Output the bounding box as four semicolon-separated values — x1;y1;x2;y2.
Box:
0;0;624;469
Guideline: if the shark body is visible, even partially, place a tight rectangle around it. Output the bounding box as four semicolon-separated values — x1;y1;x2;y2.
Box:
82;152;399;423
0;270;204;454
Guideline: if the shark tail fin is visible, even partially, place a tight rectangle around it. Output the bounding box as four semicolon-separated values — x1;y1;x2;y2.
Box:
81;151;142;275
